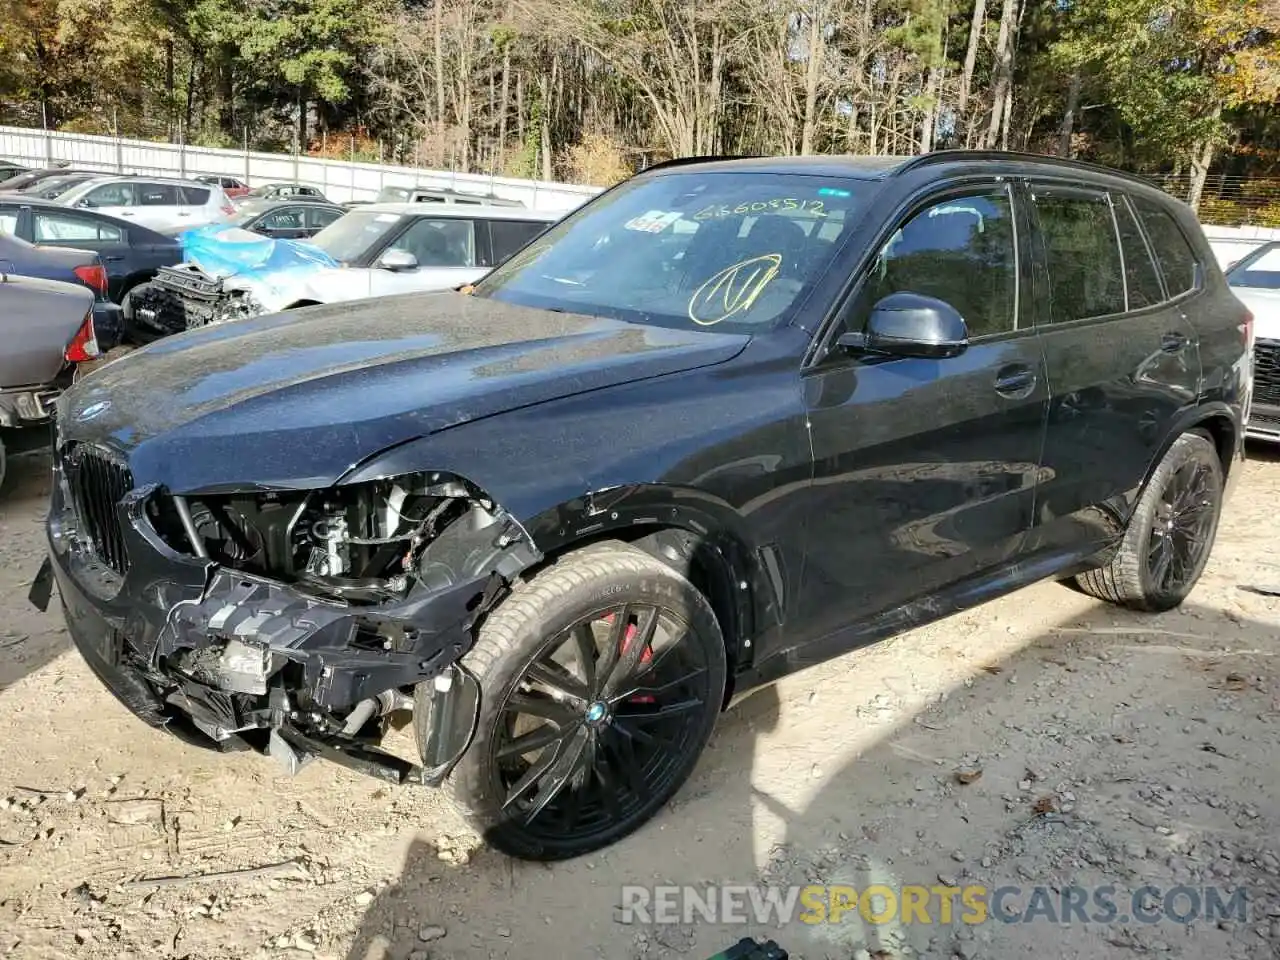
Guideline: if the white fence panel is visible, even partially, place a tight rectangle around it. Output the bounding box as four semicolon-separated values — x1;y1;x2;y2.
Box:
1203;225;1280;267
0;125;601;212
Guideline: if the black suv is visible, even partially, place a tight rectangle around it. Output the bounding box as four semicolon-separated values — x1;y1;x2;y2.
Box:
34;151;1250;862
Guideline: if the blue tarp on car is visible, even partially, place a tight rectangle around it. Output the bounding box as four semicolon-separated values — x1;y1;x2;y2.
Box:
173;224;337;301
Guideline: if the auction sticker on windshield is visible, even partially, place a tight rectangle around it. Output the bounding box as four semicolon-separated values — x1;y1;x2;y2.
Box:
625;210;682;233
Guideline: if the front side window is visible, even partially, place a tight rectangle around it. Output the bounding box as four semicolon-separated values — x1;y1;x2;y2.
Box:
1227;242;1280;291
475;172;871;332
1131;196;1200;297
390;217;477;267
1113;198;1165;309
852;189;1018;339
34;212;122;243
1033;191;1126;322
85;182;136;207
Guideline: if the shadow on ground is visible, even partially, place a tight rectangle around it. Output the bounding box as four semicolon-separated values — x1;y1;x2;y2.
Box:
0;444;66;694
344;589;1280;960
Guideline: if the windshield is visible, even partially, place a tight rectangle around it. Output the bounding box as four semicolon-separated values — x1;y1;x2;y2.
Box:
307;210;402;263
474;171;870;332
1227;242;1280;291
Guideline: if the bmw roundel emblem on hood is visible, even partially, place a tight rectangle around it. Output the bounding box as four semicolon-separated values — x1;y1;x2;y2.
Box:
76;400;111;422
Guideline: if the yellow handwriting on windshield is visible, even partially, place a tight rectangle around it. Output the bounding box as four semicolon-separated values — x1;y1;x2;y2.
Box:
688;254;781;327
693;199;825;220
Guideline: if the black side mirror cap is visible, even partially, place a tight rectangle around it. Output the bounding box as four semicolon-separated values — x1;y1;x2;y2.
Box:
839;292;969;359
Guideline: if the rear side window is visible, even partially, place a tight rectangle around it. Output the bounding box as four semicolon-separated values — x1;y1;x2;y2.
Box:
1032;191;1126;322
489;219;548;264
139;183;179;206
305;206;342;230
180;185;211;205
1131;197;1200;297
1112;199;1164;309
34;211;123;243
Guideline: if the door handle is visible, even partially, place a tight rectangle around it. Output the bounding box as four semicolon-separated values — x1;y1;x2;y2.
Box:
994;363;1037;399
102;255;124;262
1160;331;1189;353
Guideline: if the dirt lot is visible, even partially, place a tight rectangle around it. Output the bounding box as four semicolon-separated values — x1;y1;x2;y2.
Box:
1;446;1278;960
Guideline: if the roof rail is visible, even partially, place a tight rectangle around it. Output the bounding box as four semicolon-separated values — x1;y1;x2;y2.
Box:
637;155;760;174
896;149;1161;191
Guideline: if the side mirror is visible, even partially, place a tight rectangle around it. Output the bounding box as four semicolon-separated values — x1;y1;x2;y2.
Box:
839;292;969;359
376;249;418;272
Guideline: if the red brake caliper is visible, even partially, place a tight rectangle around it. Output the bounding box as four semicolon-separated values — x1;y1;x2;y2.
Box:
603;614;655;703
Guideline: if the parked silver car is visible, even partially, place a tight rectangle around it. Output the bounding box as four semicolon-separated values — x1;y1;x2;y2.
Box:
0;273;100;492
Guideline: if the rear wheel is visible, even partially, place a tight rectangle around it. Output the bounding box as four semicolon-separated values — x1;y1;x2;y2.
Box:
1075;430;1223;611
443;542;726;860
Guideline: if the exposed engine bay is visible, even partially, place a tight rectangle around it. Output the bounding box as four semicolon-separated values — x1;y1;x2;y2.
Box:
130;264;265;338
40;460;539;785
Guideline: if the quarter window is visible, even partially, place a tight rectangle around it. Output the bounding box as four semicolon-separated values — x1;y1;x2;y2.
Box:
0;211;16;234
1033;191;1126;322
855;190;1018;338
180;185;211;205
1113;199;1164;309
1131;197;1200;297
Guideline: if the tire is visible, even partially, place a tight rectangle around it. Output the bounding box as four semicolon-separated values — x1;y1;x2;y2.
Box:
443;540;727;860
1075;430;1223;612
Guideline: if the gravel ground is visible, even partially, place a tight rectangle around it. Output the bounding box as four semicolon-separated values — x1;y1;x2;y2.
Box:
1;446;1278;960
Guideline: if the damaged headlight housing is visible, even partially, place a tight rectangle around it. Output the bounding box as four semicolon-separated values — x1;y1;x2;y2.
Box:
149;472;522;603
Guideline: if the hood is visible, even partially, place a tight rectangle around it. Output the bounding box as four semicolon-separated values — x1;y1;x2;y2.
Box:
59;292;750;493
1233;287;1280;341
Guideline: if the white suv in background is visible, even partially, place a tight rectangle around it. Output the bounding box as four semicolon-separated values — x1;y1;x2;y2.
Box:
57;176;234;230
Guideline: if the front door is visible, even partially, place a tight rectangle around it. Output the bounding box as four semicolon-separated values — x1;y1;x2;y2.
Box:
789;183;1048;659
367;217;487;297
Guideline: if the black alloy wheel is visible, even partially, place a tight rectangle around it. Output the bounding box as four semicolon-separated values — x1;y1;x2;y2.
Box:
443;542;726;860
1146;456;1216;595
490;602;714;841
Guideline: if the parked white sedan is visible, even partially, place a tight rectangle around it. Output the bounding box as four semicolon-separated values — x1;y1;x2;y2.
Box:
57;176;235;231
1227;240;1280;442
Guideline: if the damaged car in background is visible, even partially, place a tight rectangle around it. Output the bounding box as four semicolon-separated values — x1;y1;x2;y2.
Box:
33;151;1249;862
124;202;558;340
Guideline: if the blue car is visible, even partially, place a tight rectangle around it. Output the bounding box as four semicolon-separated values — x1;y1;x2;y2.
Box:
0;230;122;350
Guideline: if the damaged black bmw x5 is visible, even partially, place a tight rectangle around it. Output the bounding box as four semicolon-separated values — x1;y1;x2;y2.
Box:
34;151;1251;860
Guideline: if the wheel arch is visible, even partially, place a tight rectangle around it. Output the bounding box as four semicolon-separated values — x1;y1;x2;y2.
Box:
514;486;775;708
1141;402;1241;492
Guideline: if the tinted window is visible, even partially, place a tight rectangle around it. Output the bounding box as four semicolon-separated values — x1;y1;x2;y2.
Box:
1033;192;1125;322
261;208;305;230
1113;198;1164;309
853;190;1018;338
489;219;547;263
1132;197;1200;296
477;172;868;333
86;182;136;207
180;185;211;205
139;183;179;206
391;217;477;267
305;206;342;230
33;212;123;243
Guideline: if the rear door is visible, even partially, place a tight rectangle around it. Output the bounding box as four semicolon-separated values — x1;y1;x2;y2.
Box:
29;208;131;300
1023;182;1201;556
794;181;1049;656
132;182;186;229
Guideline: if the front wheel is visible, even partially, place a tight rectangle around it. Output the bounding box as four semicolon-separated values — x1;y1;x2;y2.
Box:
1075;430;1224;611
443;541;726;860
